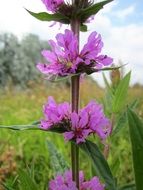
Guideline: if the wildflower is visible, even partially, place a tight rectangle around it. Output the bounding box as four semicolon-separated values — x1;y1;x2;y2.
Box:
81;101;111;139
64;111;91;144
41;0;64;12
49;170;105;190
37;30;113;79
64;101;111;144
40;97;111;143
81;177;105;190
37;30;78;78
40;96;70;130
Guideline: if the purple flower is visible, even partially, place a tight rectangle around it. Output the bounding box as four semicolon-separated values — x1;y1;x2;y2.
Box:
40;96;70;130
37;30;78;78
37;30;113;79
81;177;105;190
41;0;64;12
49;170;105;190
64;111;91;144
64;101;111;144
40;97;111;142
49;171;78;190
81;101;111;139
79;32;113;68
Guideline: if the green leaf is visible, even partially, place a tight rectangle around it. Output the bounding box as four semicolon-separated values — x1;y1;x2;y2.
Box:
79;140;117;190
118;183;136;190
87;65;127;75
0;124;39;131
113;99;139;136
0;124;65;133
112;71;131;113
78;0;113;20
102;72;113;95
0;123;66;133
18;169;38;190
26;9;69;24
47;140;69;176
127;108;143;190
80;24;88;32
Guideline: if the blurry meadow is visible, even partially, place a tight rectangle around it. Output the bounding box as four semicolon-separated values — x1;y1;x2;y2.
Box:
0;32;143;190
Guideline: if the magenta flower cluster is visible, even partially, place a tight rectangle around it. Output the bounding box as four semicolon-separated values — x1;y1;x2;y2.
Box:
49;170;105;190
41;96;70;130
40;97;111;144
37;29;113;79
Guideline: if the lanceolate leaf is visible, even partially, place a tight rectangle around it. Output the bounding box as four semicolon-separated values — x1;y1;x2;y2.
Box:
26;9;70;24
85;65;126;75
112;72;131;113
127;108;143;190
0;123;66;133
79;140;117;190
78;0;113;21
0;124;39;131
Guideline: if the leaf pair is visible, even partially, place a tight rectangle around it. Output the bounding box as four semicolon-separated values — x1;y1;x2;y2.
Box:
26;0;113;32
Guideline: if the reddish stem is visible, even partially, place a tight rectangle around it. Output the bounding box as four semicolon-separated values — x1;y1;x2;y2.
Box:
70;19;80;189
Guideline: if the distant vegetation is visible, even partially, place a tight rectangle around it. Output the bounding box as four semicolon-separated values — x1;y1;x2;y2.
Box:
0;33;50;88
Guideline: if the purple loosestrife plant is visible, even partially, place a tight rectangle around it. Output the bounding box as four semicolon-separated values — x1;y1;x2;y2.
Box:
1;0;136;189
37;29;113;79
25;0;118;190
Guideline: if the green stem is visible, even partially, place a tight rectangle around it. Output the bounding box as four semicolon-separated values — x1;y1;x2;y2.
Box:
70;19;80;189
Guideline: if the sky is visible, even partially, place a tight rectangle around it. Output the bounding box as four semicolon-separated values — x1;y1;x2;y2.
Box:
0;0;143;86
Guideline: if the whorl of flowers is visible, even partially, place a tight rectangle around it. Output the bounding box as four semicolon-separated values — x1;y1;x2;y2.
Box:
40;97;111;144
49;170;105;190
37;29;113;79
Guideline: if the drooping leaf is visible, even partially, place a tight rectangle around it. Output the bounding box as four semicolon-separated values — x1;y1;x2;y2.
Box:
0;122;67;133
78;0;113;21
47;140;69;176
127;108;143;190
0;124;39;131
78;140;117;190
112;72;131;113
26;9;70;24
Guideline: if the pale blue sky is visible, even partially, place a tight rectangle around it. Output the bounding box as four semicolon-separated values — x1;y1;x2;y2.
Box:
0;0;143;86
